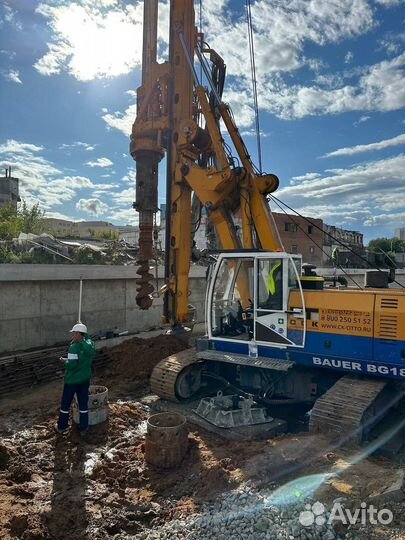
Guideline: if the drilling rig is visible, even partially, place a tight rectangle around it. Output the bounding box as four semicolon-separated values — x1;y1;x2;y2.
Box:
131;0;405;442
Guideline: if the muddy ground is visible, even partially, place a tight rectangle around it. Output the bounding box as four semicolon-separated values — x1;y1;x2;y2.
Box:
0;334;404;540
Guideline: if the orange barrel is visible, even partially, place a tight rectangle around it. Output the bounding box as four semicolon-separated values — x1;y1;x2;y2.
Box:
145;412;188;468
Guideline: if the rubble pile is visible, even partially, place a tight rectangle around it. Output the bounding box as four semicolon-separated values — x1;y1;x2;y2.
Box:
0;232;138;265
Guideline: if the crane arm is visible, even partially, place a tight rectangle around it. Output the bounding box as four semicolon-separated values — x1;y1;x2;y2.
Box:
131;0;282;325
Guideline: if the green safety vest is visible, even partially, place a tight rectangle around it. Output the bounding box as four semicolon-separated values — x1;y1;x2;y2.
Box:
267;262;281;295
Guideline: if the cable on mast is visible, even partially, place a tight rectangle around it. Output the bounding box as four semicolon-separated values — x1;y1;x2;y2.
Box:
246;0;263;174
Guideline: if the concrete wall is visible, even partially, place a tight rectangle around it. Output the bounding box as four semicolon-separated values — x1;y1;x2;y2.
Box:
0;265;207;354
1;265;404;354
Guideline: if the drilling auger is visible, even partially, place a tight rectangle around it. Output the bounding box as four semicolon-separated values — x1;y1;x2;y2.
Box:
130;0;165;310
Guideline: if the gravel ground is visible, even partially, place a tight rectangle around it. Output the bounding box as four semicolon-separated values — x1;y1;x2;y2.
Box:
125;482;405;540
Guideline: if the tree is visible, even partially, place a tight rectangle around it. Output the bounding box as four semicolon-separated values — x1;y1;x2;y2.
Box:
368;237;405;253
0;201;46;240
0;205;20;239
368;237;405;268
19;201;46;235
95;229;119;240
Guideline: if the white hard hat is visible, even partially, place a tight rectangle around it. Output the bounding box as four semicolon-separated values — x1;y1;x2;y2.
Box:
70;323;88;333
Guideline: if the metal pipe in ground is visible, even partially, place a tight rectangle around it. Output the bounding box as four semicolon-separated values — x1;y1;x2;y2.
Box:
144;412;188;468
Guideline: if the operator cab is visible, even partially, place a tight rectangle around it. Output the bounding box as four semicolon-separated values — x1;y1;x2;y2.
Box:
207;252;306;349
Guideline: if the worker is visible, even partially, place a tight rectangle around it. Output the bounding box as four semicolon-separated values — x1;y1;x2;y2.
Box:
260;260;282;310
55;323;95;436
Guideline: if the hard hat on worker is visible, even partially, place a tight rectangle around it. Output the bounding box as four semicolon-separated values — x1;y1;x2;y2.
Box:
70;323;87;333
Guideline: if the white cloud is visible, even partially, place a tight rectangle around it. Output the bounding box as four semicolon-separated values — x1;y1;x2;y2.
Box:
46;211;76;221
354;115;371;125
291;172;322;182
76;198;109;216
34;1;143;81
378;32;405;56
2;3;22;31
258;52;405;119
344;51;354;64
201;0;374;83
108;208;138;225
93;182;120;197
121;168;136;185
363;212;405;227
102;103;136;136
87;1;403;135
276;154;405;229
59;141;96;151
1;69;22;84
276;201;372;226
0;140;61;206
0;140;96;211
374;0;403;5
86;157;113;168
34;176;95;208
57;176;94;189
0;140;43;154
111;188;134;207
323;134;405;157
94;183;118;190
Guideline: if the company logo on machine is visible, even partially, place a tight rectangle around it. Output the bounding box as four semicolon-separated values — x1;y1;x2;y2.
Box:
298;500;393;528
312;356;405;378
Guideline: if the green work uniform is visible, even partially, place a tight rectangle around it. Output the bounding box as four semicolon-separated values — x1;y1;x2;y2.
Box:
64;335;95;385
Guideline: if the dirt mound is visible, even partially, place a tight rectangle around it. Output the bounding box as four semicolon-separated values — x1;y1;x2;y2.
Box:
0;443;13;469
101;334;189;385
8;513;47;540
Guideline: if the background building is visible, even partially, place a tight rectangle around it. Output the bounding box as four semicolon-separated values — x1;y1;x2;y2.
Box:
44;218;117;239
117;225;139;245
0;167;20;210
323;224;365;267
395;227;405;241
273;213;324;266
44;206;367;269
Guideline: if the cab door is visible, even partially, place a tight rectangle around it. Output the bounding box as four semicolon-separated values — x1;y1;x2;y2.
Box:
254;254;306;348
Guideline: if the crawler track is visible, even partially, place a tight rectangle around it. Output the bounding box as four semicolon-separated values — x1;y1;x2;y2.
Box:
150;348;201;401
309;375;390;443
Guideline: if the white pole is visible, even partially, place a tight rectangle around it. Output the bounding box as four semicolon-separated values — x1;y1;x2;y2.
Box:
78;278;83;323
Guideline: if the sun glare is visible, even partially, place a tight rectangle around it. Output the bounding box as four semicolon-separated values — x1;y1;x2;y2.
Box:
37;2;144;81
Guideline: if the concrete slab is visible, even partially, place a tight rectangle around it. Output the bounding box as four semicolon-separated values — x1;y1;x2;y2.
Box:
81;280;126;312
0;282;41;320
149;396;288;441
39;280;79;317
0;263;208;281
0;267;207;353
82;308;127;336
39;314;80;346
125;306;162;332
0;318;43;352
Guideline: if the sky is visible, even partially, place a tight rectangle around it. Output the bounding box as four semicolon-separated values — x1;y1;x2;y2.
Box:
0;0;404;244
